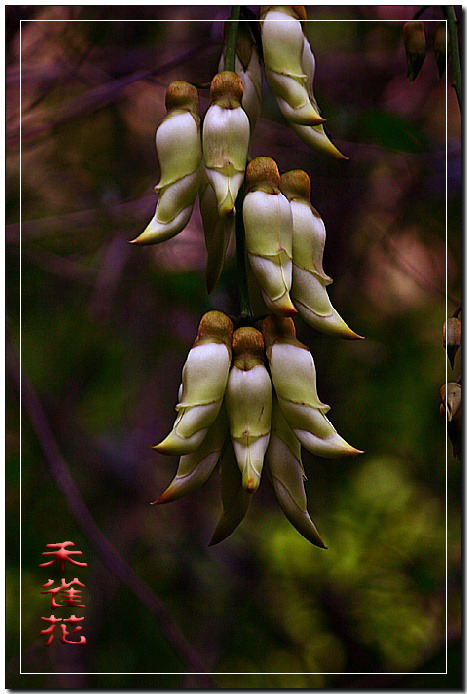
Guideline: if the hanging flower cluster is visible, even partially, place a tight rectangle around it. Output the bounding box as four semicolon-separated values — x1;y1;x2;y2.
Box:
131;6;347;292
153;311;362;546
244;157;362;338
131;6;363;547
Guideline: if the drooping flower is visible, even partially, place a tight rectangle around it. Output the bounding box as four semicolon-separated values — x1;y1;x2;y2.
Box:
243;157;296;316
203;71;250;217
403;21;426;83
261;5;347;159
225;327;272;492
151;407;227;505
260;5;324;126
154;311;233;456
219;20;262;132
131;81;201;245
262;315;363;458
280;169;363;339
199;172;235;294
209;444;252;546
265;396;326;548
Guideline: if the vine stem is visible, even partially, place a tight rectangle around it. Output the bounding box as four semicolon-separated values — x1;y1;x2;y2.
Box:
224;6;241;73
443;6;462;110
224;6;253;318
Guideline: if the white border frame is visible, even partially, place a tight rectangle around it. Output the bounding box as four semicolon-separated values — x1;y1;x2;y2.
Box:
17;12;450;679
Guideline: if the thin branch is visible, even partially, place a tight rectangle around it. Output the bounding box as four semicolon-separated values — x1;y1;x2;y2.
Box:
412;5;430;20
9;42;212;149
7;340;215;682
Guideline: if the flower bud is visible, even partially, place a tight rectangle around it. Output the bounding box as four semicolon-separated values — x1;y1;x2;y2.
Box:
209;445;252;545
280;170;363;339
199;172;235;293
443;316;461;369
262;315;363;458
243;158;296;316
154;311;233;455
403;21;426;83
265;397;326;548
152;408;227;504
219;22;262;132
225;327;272;492
434;22;449;78
260;6;324;126
131;82;202;245
440;382;461;423
202;72;250;217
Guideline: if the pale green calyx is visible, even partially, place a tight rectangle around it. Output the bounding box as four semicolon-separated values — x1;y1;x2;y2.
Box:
209;445;252;545
199;171;235;293
265;397;326;548
203;72;250;217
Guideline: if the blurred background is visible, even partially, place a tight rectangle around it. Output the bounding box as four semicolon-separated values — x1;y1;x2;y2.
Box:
6;4;461;688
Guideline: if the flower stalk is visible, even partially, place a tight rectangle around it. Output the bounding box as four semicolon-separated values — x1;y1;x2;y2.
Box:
225;6;253;319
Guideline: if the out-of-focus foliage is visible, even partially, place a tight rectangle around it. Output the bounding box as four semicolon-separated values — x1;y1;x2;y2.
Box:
6;5;461;689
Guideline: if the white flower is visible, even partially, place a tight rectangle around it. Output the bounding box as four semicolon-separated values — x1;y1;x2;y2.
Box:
280;169;363;339
262;316;363;458
243;157;296;315
131;81;201;244
225;327;272;492
154;311;233;456
203;72;250;217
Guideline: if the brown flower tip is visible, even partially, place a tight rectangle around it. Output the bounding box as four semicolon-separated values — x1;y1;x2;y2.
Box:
165;81;199;113
280;170;311;202
261;315;296;348
403;21;426;54
291;5;307;21
210;71;244;103
195;310;234;346
232;327;265;367
246;157;280;189
260;5;306;21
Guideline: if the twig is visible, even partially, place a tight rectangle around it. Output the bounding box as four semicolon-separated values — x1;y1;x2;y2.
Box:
224;6;253;319
7;341;215;682
413;6;430;20
10;43;212;149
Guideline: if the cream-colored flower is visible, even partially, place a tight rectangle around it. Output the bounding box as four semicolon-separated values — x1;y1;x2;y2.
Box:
219;21;262;132
243;157;296;316
280;170;363;339
199;171;235;293
265;397;326;548
203;71;250;217
209;444;252;545
154;311;233;456
152;408;227;504
260;6;324;126
131;81;201;244
262;316;363;458
225;327;272;492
